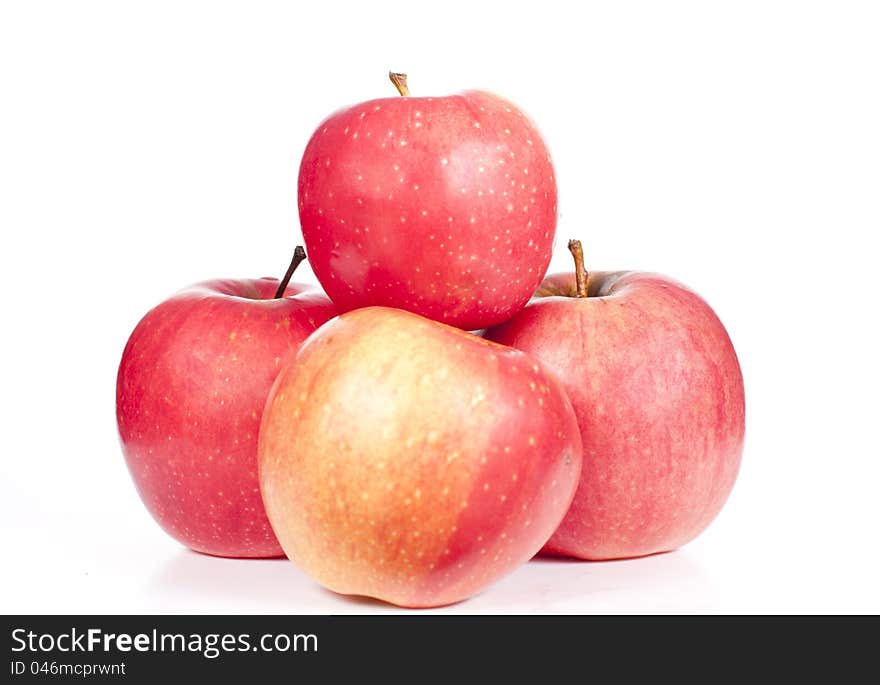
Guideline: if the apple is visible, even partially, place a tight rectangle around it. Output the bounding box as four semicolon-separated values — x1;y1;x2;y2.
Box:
485;241;745;560
116;248;337;558
298;72;557;331
258;306;582;607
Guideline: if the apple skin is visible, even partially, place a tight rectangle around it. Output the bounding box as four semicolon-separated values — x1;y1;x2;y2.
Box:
485;271;745;560
116;278;337;558
258;306;582;607
298;89;557;331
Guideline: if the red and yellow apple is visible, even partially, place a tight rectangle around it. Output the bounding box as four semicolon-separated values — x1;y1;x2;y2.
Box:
485;241;745;560
116;251;337;557
258;306;582;607
298;73;557;331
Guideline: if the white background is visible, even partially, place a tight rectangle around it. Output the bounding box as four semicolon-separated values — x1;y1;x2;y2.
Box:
2;1;878;614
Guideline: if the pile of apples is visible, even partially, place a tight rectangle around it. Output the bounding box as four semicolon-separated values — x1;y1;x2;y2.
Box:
116;74;745;608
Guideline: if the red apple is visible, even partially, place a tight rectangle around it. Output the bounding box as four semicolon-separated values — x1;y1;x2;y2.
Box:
485;241;745;560
298;72;557;331
116;249;337;558
258;306;582;607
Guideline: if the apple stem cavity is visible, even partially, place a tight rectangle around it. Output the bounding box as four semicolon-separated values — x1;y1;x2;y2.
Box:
568;239;589;298
389;72;410;96
274;246;308;299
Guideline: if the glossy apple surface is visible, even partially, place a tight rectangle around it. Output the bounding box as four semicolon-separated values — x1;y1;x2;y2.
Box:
486;270;745;560
258;306;582;607
298;79;557;330
116;277;336;557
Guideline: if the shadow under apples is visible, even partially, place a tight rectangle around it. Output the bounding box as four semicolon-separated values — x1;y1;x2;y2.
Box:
149;549;402;613
452;548;719;613
149;549;312;610
148;545;718;613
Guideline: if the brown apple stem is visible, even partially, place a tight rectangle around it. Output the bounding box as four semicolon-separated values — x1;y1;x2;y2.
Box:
274;245;307;298
568;239;589;298
389;72;410;96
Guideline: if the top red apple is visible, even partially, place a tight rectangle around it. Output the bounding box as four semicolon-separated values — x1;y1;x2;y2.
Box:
298;73;558;330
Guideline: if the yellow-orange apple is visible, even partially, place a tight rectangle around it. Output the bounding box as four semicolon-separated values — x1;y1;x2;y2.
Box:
258;306;582;607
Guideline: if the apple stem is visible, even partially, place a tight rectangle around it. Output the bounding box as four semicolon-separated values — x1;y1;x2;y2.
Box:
568;239;589;298
389;72;410;96
274;246;307;298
